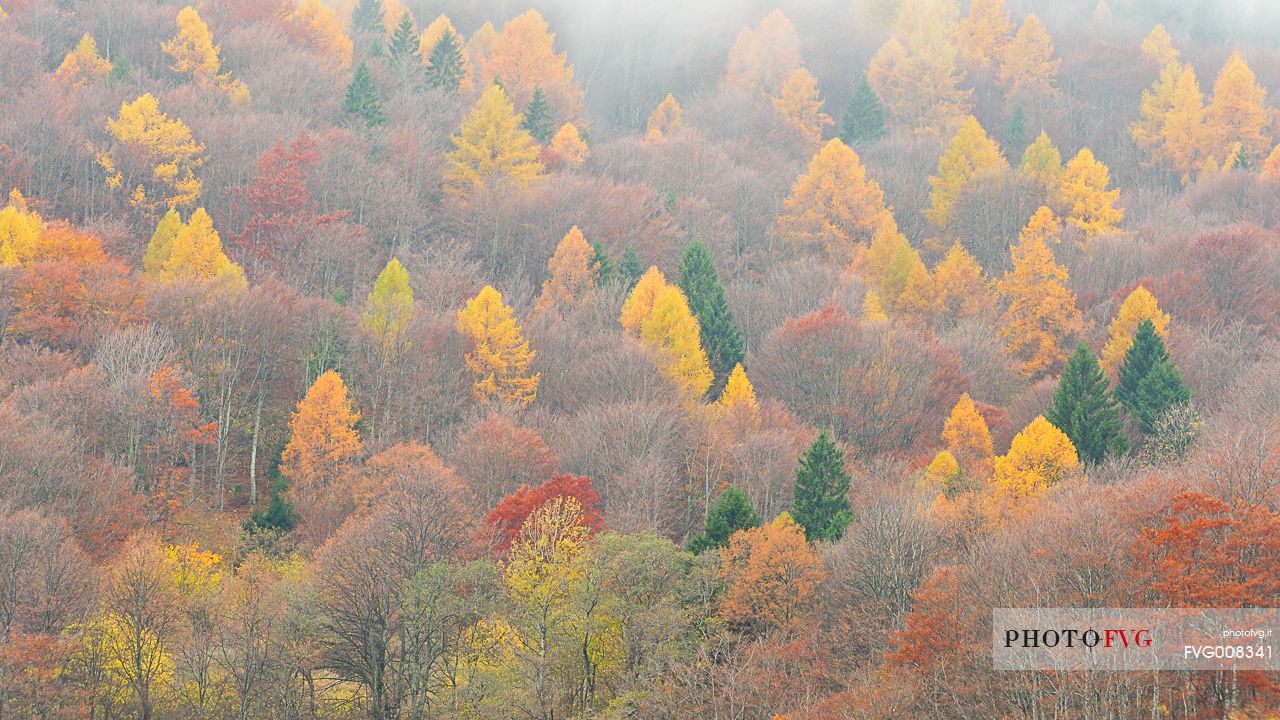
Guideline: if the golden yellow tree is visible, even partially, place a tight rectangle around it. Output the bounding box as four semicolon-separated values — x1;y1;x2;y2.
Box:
479;10;583;122
281;370;362;503
361;257;416;358
1204;51;1271;161
1159;64;1206;180
772;68;832;150
718;363;758;417
925;115;1008;228
997;207;1085;377
639;285;714;401
932;240;995;321
444;84;543;198
1019;130;1063;194
157;207;246;288
862;291;888;322
1059;148;1122;237
894;256;937;324
776;138;894;262
418;14;471;88
101;93;205;210
1100;286;1170;374
142;208;183;275
1262;144;1280;181
0;189;42;266
549;123;589;166
535;226;597;314
55;33;111;86
291;0;353;69
1132;60;1182;162
922;450;961;490
1140;24;1178;66
941;392;994;465
867;16;971;135
857;222;919;305
992;416;1079;497
619;265;667;333
163;6;249;104
958;0;1011;69
457;285;539;408
644;94;684;142
998;14;1060;102
723;9;803;95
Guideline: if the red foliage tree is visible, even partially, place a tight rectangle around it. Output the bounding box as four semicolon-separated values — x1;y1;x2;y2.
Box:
484;474;604;554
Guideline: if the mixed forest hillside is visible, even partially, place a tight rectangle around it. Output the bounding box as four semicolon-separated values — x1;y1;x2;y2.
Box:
0;0;1279;717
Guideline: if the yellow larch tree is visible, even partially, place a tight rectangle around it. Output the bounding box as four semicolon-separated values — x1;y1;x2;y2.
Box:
645;94;684;142
157;207;247;289
361;257;416;358
549;123;589;166
0;189;42;266
619;265;668;333
418;14;471;88
925;115;1008;228
444;84;544;198
467;21;497;76
456;285;539;408
1160;64;1206;180
894;256;937;324
1131;61;1183;161
998;14;1060;102
142;208;184;275
55;33;111;87
932;240;995;321
480;10;583;122
290;0;353;69
922;450;961;490
1100;286;1170;374
857;221;919;305
1141;24;1178;67
1059;148;1122;238
535;226;597;314
1262;145;1280;181
718;363;758;413
1204;51;1271;162
639;285;715;402
958;0;1012;69
862;291;888;322
868;15;971;136
997;207;1085;377
993;416;1079;497
772;68;833;150
776;138;894;263
281;370;362;505
1019;130;1063;194
101;93;205;210
723;9;803;96
163;6;250;104
941;392;994;466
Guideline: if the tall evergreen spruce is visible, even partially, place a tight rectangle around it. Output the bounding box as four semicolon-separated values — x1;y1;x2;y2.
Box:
618;245;643;289
352;0;385;33
792;430;853;543
1008;105;1027;148
677;238;745;384
521;87;554;143
425;29;465;92
1045;343;1127;464
344;62;385;127
687;485;761;554
1135;360;1191;433
589;239;614;286
1116;319;1168;412
387;11;419;64
839;74;884;145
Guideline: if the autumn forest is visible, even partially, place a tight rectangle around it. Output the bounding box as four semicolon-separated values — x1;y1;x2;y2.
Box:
0;0;1278;717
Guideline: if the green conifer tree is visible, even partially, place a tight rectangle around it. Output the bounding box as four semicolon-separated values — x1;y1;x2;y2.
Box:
677;238;745;384
1135;359;1191;433
521;87;554;143
839;74;884;145
792;430;853;543
589;238;614;286
687;485;762;554
618;245;643;289
425;28;464;93
1045;343;1127;464
1116;319;1167;412
352;0;385;33
387;11;419;64
344;62;386;127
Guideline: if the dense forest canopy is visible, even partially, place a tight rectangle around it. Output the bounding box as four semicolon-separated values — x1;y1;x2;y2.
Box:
0;0;1279;718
